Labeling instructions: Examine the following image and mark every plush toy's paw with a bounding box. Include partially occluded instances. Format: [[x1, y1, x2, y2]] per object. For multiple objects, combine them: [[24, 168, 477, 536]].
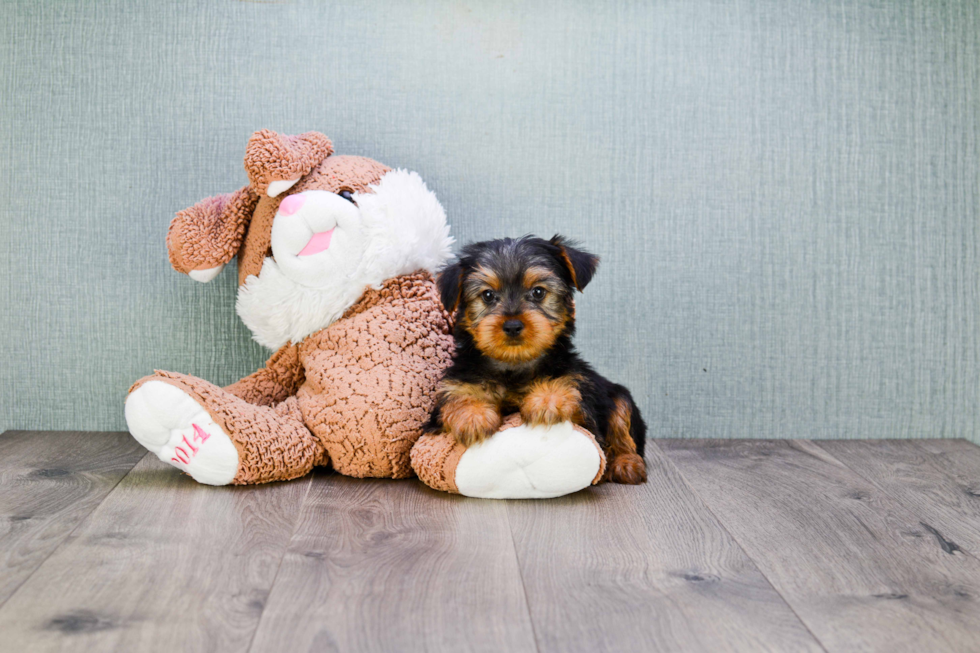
[[125, 380, 239, 485], [453, 420, 604, 499]]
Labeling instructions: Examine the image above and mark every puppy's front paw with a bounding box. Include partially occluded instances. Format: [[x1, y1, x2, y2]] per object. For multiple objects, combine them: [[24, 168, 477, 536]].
[[609, 453, 647, 484], [443, 399, 502, 447], [520, 377, 582, 427]]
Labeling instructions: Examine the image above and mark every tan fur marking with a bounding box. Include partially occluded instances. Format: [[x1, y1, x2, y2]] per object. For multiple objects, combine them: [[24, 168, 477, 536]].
[[472, 309, 559, 364], [437, 380, 504, 446], [557, 248, 581, 290], [470, 265, 502, 292], [523, 266, 556, 289], [603, 396, 647, 484], [519, 376, 583, 427], [458, 267, 501, 331]]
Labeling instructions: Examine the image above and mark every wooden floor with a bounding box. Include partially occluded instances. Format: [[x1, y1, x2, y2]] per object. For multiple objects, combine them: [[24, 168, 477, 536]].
[[1, 433, 979, 652]]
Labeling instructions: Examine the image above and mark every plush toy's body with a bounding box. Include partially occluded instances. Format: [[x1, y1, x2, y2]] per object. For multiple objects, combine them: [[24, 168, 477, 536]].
[[125, 130, 606, 498], [130, 272, 452, 484]]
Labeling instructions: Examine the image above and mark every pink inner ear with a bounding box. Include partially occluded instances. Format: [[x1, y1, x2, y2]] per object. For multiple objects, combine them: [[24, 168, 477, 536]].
[[279, 194, 306, 216]]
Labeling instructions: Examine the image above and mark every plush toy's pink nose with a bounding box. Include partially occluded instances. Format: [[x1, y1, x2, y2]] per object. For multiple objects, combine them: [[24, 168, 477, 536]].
[[279, 194, 306, 216]]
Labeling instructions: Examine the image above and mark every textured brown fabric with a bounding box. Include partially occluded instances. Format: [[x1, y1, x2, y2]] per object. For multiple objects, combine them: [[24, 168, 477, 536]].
[[130, 272, 453, 484], [410, 432, 466, 493], [243, 129, 334, 196], [291, 154, 391, 196], [129, 373, 327, 485], [236, 195, 278, 286], [410, 413, 608, 493], [167, 185, 259, 274], [296, 271, 454, 478], [236, 154, 392, 284], [224, 341, 305, 407], [574, 422, 607, 485], [163, 129, 392, 285]]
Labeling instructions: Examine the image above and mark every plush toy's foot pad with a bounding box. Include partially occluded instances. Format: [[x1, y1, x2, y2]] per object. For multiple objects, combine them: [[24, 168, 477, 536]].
[[125, 380, 239, 486], [454, 420, 604, 499]]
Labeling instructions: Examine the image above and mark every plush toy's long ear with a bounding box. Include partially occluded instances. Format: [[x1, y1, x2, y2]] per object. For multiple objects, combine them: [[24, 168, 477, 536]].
[[166, 185, 260, 282], [244, 129, 334, 197], [550, 235, 599, 291], [436, 262, 464, 313]]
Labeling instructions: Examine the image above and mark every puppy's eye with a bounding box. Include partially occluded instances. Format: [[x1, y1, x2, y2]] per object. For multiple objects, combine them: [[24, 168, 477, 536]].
[[481, 290, 496, 303], [338, 190, 356, 204], [531, 287, 546, 301]]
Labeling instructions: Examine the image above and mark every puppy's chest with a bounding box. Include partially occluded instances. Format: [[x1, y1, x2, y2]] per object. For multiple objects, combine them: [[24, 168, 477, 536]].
[[499, 390, 525, 413], [480, 378, 535, 411]]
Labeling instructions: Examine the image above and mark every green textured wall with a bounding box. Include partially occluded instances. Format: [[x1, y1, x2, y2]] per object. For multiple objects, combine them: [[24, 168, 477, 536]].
[[2, 0, 978, 440]]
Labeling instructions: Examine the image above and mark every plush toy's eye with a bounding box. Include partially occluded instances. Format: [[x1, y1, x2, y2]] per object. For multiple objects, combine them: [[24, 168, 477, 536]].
[[338, 190, 356, 204], [481, 290, 496, 303], [531, 287, 546, 301]]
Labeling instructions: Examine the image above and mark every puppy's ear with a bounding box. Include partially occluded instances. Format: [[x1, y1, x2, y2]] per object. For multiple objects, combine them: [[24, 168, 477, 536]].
[[167, 186, 260, 282], [436, 262, 464, 313], [244, 129, 334, 197], [550, 235, 599, 291]]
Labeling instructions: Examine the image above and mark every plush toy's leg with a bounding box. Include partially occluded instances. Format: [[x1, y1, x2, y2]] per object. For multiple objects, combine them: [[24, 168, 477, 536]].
[[125, 372, 326, 485], [410, 415, 606, 499]]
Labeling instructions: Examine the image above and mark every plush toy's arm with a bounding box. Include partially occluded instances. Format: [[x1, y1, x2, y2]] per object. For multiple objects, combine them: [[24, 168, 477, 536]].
[[167, 186, 260, 280], [411, 415, 606, 499], [224, 342, 305, 407]]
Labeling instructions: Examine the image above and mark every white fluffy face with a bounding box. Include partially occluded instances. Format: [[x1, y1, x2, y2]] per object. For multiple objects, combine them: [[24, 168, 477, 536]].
[[269, 190, 367, 289], [236, 169, 454, 350]]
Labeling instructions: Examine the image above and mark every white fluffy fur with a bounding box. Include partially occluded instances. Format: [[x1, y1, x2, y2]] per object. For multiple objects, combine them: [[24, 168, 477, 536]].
[[236, 169, 454, 349]]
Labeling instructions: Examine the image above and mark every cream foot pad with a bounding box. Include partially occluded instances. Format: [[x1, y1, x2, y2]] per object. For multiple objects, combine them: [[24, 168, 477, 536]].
[[125, 380, 239, 486], [454, 420, 604, 499], [405, 412, 605, 499], [412, 415, 606, 499]]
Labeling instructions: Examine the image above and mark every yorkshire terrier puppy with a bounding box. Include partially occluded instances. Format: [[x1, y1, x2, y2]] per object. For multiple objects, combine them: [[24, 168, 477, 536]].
[[427, 235, 647, 484]]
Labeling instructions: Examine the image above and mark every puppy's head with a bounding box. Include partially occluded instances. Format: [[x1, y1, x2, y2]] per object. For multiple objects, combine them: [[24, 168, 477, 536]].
[[437, 235, 598, 365]]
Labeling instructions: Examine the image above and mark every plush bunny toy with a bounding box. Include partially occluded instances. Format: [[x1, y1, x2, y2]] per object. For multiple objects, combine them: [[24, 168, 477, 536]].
[[125, 129, 606, 499]]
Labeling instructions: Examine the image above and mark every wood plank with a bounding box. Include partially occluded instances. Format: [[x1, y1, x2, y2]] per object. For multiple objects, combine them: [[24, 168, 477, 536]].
[[249, 472, 538, 653], [0, 454, 311, 652], [817, 439, 980, 557], [507, 442, 824, 653], [661, 439, 980, 652], [0, 430, 146, 607]]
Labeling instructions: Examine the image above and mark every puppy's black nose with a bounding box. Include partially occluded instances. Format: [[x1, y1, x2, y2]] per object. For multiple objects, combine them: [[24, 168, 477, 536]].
[[502, 319, 525, 337]]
